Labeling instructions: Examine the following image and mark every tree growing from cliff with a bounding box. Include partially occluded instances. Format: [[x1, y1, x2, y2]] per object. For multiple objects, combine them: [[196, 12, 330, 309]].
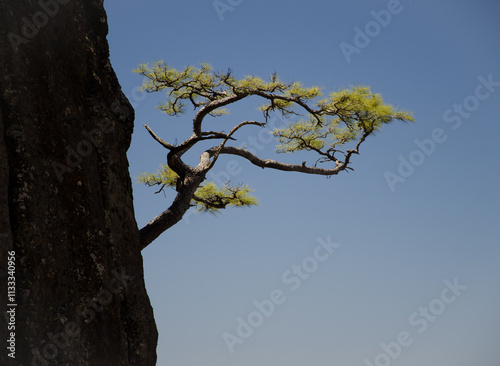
[[136, 62, 414, 249]]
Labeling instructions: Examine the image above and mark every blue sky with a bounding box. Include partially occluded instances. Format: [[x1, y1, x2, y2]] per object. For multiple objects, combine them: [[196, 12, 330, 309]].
[[104, 1, 500, 365]]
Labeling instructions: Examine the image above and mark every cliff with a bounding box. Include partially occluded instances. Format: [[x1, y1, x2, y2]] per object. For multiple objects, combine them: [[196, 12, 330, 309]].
[[0, 1, 157, 364]]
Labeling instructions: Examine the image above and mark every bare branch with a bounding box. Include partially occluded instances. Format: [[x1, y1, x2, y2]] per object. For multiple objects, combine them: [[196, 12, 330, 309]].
[[170, 131, 236, 162], [341, 130, 372, 169], [144, 124, 175, 150], [201, 131, 237, 140], [208, 146, 347, 176], [193, 94, 247, 136], [205, 121, 265, 171]]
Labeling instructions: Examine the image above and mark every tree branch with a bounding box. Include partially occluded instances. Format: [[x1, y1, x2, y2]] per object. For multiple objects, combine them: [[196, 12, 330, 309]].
[[144, 124, 175, 150], [193, 94, 247, 136], [191, 195, 226, 209], [201, 131, 236, 140], [140, 174, 205, 250], [341, 129, 372, 168], [252, 90, 325, 124], [208, 146, 347, 176], [206, 121, 265, 171]]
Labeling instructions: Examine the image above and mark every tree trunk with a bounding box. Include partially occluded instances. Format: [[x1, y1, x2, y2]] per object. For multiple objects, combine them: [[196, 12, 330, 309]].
[[0, 1, 158, 365]]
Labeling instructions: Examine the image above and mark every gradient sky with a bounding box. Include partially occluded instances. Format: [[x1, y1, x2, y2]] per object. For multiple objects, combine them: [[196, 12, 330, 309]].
[[104, 1, 500, 365]]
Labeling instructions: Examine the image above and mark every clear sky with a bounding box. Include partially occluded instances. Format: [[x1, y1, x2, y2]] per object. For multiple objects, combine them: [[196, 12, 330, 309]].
[[104, 1, 500, 365]]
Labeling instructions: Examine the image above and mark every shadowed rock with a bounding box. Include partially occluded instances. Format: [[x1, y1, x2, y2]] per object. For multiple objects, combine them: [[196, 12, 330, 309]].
[[0, 1, 157, 364]]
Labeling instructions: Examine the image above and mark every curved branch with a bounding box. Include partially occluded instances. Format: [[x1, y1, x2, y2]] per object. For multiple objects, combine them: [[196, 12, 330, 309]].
[[144, 124, 175, 150], [193, 94, 247, 135], [190, 86, 318, 137], [205, 121, 265, 171], [341, 129, 372, 168], [208, 146, 346, 176], [170, 131, 237, 167]]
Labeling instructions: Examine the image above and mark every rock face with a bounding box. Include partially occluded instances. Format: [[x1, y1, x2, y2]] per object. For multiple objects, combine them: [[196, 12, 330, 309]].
[[0, 1, 158, 365]]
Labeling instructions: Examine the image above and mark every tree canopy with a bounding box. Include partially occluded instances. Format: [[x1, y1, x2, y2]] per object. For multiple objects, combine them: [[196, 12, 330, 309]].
[[135, 62, 414, 249]]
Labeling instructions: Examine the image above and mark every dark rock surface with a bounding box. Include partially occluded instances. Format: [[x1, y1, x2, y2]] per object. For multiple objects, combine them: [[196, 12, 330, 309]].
[[0, 1, 158, 364]]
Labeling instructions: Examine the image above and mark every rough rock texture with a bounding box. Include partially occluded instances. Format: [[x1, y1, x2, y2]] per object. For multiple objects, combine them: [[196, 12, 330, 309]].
[[0, 1, 158, 365]]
